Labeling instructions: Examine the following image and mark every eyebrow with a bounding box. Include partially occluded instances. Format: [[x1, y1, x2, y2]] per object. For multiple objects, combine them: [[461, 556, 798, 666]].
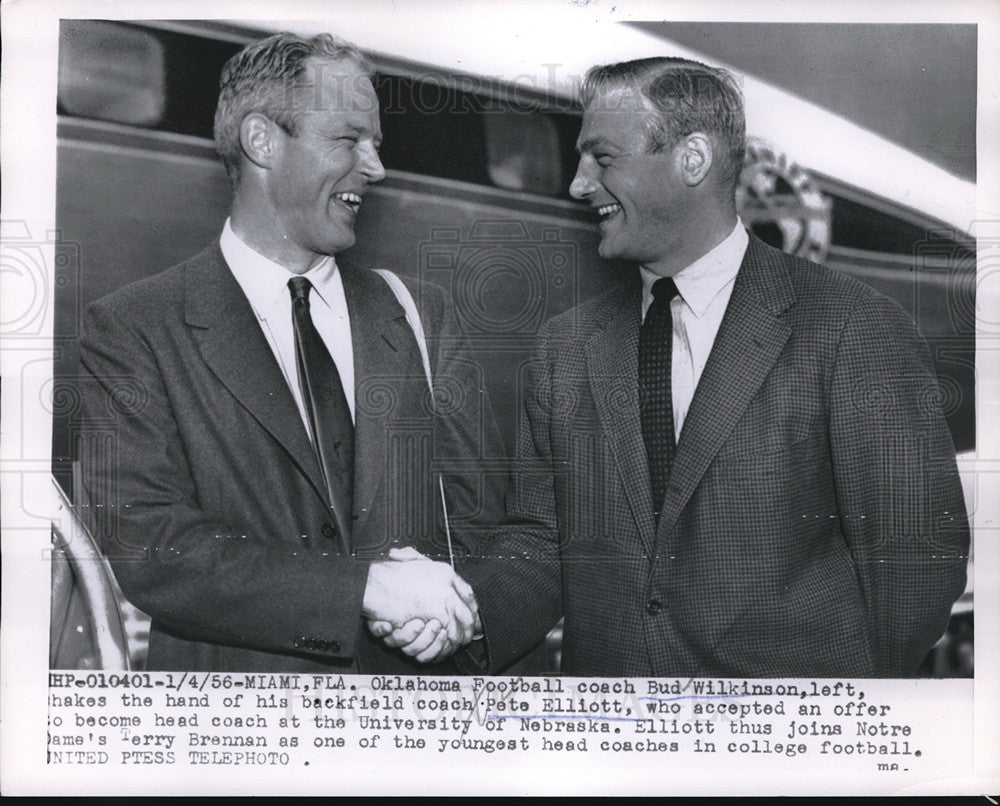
[[576, 136, 618, 155], [332, 120, 382, 143], [341, 122, 368, 136]]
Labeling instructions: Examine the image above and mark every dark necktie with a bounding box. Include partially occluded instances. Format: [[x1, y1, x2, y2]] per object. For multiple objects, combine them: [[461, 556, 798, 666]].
[[639, 276, 680, 524], [288, 276, 354, 554]]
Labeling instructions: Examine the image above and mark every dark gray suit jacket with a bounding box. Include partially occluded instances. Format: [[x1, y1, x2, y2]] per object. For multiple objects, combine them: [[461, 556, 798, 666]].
[[465, 235, 969, 678], [79, 242, 505, 673]]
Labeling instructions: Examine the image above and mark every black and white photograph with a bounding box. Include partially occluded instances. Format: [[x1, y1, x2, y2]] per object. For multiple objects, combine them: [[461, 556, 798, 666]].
[[2, 0, 998, 796]]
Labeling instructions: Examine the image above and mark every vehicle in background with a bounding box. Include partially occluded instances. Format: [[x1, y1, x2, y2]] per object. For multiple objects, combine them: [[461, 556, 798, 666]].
[[50, 19, 975, 675]]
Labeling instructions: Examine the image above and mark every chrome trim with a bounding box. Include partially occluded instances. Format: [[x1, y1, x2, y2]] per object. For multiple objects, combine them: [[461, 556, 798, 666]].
[[51, 477, 131, 670]]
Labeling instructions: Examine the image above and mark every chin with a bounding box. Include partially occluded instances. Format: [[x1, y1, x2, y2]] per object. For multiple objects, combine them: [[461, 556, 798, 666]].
[[597, 239, 628, 262]]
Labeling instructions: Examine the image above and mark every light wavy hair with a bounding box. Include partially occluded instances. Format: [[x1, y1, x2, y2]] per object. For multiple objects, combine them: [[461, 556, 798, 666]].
[[214, 32, 373, 184], [581, 57, 746, 191]]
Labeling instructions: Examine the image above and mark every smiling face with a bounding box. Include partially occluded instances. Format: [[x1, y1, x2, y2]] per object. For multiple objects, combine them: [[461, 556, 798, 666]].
[[570, 87, 691, 273], [263, 57, 385, 268]]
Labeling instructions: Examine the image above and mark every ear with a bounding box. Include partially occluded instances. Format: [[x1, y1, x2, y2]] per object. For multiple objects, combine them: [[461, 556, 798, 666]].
[[677, 132, 713, 186], [239, 113, 282, 170]]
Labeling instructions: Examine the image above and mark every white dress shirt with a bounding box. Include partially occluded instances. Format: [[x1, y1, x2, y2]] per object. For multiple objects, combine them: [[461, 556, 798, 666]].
[[220, 219, 356, 435], [640, 219, 749, 440]]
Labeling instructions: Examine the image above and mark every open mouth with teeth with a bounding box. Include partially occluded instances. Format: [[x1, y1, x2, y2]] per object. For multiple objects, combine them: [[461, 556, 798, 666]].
[[597, 203, 622, 223], [333, 192, 363, 214]]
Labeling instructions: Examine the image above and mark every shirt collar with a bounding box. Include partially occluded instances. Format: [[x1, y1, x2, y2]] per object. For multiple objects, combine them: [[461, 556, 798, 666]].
[[640, 218, 749, 318], [220, 218, 340, 317]]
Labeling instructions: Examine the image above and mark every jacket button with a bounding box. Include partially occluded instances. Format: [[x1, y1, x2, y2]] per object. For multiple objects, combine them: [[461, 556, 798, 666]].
[[293, 637, 306, 649], [329, 641, 341, 653], [646, 599, 662, 616], [322, 523, 337, 539]]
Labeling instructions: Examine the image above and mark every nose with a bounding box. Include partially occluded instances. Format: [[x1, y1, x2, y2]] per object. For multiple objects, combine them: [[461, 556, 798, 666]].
[[360, 142, 386, 183], [569, 158, 596, 200]]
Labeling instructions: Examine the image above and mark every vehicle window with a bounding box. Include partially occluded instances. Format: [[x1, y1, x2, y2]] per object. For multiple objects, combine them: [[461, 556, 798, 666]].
[[58, 20, 166, 127], [830, 193, 949, 255], [484, 111, 561, 195], [58, 20, 240, 139], [375, 74, 492, 186]]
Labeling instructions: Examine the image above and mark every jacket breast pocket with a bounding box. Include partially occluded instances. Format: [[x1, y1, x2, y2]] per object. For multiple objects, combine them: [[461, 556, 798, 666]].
[[708, 363, 829, 461], [713, 429, 825, 465]]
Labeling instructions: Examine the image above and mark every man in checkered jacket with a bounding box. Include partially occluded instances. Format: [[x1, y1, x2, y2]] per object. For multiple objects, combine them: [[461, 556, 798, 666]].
[[371, 57, 970, 678]]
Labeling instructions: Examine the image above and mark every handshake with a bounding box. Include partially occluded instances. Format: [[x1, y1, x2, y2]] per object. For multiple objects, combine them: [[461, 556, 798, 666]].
[[361, 547, 480, 663]]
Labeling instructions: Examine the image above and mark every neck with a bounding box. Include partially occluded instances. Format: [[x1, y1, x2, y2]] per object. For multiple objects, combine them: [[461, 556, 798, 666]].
[[230, 194, 317, 275], [645, 204, 738, 278]]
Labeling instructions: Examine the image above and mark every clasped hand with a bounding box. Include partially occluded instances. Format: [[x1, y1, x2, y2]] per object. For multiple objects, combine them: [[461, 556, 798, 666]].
[[362, 547, 479, 663]]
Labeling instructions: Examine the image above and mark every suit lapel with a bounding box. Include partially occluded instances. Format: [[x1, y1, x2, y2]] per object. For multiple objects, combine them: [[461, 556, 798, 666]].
[[658, 237, 795, 536], [184, 244, 328, 505], [343, 265, 419, 539], [586, 279, 658, 557]]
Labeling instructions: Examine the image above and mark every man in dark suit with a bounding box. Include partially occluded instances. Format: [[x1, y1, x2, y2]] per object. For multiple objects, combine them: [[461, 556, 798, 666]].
[[78, 32, 504, 673], [375, 57, 970, 677]]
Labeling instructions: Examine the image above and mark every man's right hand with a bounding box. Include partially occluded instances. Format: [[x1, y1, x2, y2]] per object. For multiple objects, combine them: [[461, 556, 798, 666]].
[[368, 609, 481, 664], [361, 547, 478, 647]]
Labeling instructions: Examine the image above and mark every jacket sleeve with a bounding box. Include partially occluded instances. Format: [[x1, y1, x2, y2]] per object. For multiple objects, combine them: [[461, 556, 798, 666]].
[[828, 292, 970, 676], [400, 277, 509, 561], [78, 298, 371, 662], [458, 324, 566, 672]]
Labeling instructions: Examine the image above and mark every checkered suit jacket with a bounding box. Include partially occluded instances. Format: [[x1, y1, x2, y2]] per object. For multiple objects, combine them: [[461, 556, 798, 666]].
[[465, 234, 969, 678]]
